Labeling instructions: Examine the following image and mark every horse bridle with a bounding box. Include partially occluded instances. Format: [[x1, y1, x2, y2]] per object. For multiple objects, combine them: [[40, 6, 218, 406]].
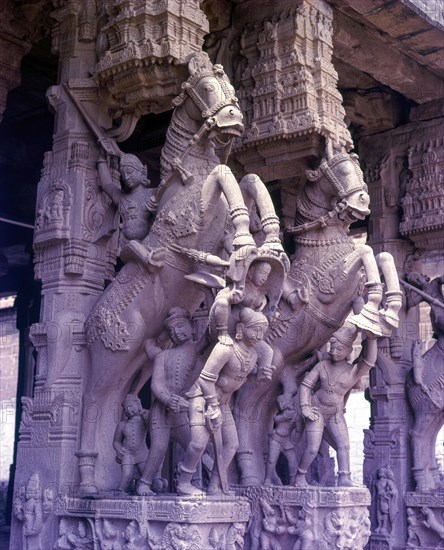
[[319, 153, 367, 201], [149, 64, 241, 211], [287, 153, 367, 236]]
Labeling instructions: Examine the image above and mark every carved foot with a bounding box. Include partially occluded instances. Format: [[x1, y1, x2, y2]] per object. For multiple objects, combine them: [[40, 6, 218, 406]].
[[379, 290, 403, 330], [176, 482, 204, 496], [136, 479, 155, 496], [239, 475, 261, 487], [79, 482, 99, 498], [294, 471, 309, 488], [338, 472, 360, 487], [207, 481, 235, 496]]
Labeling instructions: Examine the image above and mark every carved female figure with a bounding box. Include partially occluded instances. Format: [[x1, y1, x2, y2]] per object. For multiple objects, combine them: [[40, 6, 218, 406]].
[[375, 467, 398, 535]]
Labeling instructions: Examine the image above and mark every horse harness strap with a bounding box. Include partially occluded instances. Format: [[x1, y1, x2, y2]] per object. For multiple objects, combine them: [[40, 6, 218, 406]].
[[287, 202, 346, 236]]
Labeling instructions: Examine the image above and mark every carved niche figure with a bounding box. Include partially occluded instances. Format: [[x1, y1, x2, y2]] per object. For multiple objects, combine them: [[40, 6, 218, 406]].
[[264, 353, 320, 486], [405, 272, 444, 491], [137, 307, 205, 496], [13, 473, 43, 550], [97, 146, 154, 243], [406, 508, 421, 548], [259, 498, 287, 550], [112, 394, 150, 492], [295, 325, 378, 487], [123, 520, 150, 550], [54, 519, 93, 550], [264, 392, 303, 486], [375, 467, 398, 535], [421, 507, 444, 540], [287, 506, 315, 550], [177, 308, 272, 495]]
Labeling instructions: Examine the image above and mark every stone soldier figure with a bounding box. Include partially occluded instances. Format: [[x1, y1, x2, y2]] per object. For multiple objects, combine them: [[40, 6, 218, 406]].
[[295, 325, 378, 487], [113, 395, 150, 492], [177, 307, 273, 495], [137, 307, 205, 495]]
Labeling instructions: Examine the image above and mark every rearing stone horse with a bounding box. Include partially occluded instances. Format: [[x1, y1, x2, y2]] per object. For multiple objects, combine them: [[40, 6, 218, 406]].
[[235, 151, 402, 484], [78, 53, 281, 495]]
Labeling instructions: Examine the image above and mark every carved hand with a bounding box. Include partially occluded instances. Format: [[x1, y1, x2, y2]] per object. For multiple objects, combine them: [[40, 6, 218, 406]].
[[257, 364, 276, 382], [287, 292, 300, 310], [205, 403, 222, 432], [99, 137, 120, 158], [301, 404, 319, 421], [169, 394, 189, 413]]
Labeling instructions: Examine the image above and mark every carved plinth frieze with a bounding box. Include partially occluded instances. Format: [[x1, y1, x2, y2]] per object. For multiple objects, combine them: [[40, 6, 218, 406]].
[[405, 492, 444, 549], [53, 494, 250, 549], [238, 485, 371, 550]]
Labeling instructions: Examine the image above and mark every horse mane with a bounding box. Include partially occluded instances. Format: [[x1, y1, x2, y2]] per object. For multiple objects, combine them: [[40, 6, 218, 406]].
[[160, 112, 194, 181]]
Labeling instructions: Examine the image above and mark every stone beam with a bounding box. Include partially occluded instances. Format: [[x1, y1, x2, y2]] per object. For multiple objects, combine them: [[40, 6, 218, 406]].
[[332, 9, 444, 104], [329, 0, 444, 79]]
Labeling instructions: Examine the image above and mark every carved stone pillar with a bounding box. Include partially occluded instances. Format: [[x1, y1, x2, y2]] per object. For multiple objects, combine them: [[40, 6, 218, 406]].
[[360, 115, 444, 550], [230, 0, 352, 182], [10, 0, 225, 547]]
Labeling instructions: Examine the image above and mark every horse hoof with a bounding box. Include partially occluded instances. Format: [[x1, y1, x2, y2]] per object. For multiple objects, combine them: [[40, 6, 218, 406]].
[[380, 308, 400, 329], [176, 482, 204, 497], [79, 482, 99, 498], [348, 311, 383, 337]]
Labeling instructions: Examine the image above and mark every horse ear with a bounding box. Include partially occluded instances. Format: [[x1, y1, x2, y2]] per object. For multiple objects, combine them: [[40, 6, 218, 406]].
[[187, 51, 211, 77], [305, 168, 321, 182]]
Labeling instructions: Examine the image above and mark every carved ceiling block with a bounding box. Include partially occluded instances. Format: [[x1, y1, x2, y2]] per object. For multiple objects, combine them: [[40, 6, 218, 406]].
[[233, 0, 352, 177], [400, 138, 444, 250], [95, 0, 209, 115]]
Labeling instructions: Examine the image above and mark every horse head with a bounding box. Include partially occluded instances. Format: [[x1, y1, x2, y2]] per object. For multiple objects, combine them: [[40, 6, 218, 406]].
[[305, 152, 370, 222], [172, 52, 244, 147]]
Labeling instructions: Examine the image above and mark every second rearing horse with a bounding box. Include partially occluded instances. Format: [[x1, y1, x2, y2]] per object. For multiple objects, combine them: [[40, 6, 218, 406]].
[[235, 151, 403, 484]]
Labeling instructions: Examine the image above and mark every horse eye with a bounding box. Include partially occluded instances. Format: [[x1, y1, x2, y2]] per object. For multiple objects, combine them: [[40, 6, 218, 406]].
[[229, 109, 235, 116]]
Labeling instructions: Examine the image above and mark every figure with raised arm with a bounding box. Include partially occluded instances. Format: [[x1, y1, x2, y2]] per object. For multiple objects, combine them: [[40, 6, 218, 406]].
[[97, 142, 154, 243], [294, 325, 378, 487]]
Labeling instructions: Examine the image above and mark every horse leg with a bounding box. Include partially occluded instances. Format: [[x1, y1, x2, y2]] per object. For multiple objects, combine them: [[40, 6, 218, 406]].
[[410, 405, 437, 490], [205, 165, 255, 248], [238, 173, 281, 248], [375, 252, 403, 329], [344, 245, 388, 336]]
